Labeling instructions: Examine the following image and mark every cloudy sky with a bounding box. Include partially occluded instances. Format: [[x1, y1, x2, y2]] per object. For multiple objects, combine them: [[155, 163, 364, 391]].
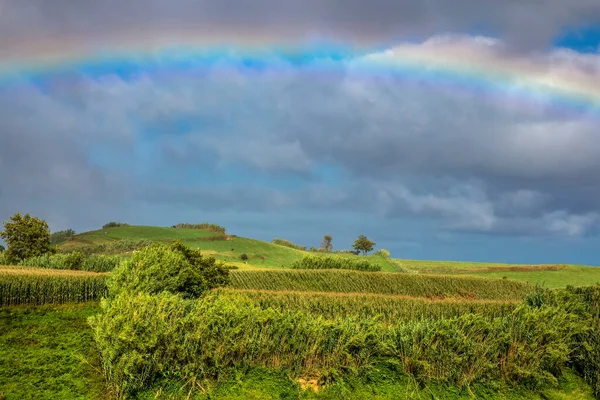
[[1, 1, 600, 264]]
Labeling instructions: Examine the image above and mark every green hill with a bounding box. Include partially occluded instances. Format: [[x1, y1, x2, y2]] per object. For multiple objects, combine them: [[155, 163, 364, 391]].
[[53, 225, 600, 287]]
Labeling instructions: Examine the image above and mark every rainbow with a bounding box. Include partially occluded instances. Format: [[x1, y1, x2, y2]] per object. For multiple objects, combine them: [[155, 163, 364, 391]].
[[1, 33, 599, 115]]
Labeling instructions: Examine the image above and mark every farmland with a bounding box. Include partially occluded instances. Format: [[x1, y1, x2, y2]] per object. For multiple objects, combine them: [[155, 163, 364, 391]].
[[1, 224, 600, 399]]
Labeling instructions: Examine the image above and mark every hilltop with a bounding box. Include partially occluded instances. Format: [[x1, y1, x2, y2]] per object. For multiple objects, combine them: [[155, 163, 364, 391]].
[[53, 224, 600, 288]]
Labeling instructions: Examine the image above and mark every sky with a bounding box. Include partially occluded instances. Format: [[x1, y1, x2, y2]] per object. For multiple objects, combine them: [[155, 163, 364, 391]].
[[1, 1, 600, 264]]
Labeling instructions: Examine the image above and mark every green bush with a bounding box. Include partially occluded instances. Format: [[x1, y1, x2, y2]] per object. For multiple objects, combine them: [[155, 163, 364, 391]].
[[374, 249, 391, 258], [290, 255, 381, 272], [50, 229, 75, 244], [272, 238, 307, 251], [171, 223, 226, 234], [240, 253, 249, 261], [102, 222, 129, 229], [108, 241, 229, 299]]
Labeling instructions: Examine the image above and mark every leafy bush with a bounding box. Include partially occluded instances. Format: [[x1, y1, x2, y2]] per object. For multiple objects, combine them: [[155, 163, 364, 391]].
[[108, 241, 229, 298], [291, 255, 381, 272], [240, 253, 249, 261], [50, 229, 76, 244], [272, 238, 307, 251], [102, 222, 130, 229], [0, 244, 5, 252], [171, 223, 226, 234], [374, 249, 391, 258]]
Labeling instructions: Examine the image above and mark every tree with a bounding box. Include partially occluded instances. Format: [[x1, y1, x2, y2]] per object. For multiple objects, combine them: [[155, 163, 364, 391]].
[[0, 244, 4, 252], [320, 234, 333, 252], [0, 212, 54, 263], [352, 235, 376, 255]]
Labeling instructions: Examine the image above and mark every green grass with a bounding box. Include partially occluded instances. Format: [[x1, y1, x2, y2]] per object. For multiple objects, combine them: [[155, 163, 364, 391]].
[[0, 303, 107, 400]]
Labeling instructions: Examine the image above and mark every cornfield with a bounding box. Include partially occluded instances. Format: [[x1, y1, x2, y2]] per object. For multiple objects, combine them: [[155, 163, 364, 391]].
[[218, 288, 519, 323], [0, 267, 108, 306], [229, 269, 533, 300], [290, 255, 381, 271]]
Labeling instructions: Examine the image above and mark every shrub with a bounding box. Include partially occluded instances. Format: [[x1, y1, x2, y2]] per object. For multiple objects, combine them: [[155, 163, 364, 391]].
[[240, 253, 249, 261], [374, 249, 391, 258], [291, 255, 381, 272], [50, 229, 76, 244], [272, 238, 307, 251], [171, 223, 226, 234], [59, 239, 153, 255], [102, 222, 130, 229], [108, 241, 229, 299]]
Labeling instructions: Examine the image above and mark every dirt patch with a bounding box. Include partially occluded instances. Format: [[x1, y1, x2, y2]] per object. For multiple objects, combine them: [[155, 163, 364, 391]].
[[297, 378, 319, 392]]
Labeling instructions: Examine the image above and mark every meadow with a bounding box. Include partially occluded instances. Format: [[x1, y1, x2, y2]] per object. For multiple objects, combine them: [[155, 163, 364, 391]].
[[1, 224, 600, 399]]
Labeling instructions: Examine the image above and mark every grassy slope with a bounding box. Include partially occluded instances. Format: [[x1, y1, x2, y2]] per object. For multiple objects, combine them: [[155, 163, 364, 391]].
[[54, 225, 600, 287]]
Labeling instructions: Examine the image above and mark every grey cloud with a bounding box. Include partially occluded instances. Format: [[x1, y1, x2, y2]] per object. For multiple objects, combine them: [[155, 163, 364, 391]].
[[1, 0, 600, 53]]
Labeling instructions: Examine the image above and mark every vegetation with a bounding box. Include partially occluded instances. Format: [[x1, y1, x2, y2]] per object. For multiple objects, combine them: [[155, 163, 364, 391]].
[[0, 267, 107, 307], [89, 285, 600, 398], [19, 252, 121, 272], [222, 289, 519, 323], [0, 212, 54, 264], [272, 238, 307, 251], [108, 241, 230, 299], [290, 255, 381, 271], [229, 270, 533, 300], [374, 248, 391, 258], [0, 243, 5, 252], [102, 222, 130, 229], [352, 234, 376, 255], [50, 228, 76, 244], [59, 239, 153, 255], [0, 303, 107, 399], [320, 234, 333, 252], [172, 223, 226, 234]]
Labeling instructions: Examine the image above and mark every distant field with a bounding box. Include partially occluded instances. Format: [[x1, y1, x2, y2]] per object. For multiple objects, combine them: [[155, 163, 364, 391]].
[[229, 269, 533, 300]]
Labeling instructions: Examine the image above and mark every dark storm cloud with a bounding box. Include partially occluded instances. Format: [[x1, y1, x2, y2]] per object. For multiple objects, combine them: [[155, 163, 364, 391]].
[[0, 0, 600, 50]]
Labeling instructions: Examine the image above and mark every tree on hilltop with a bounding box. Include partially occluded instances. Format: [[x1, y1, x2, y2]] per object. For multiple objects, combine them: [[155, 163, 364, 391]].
[[352, 235, 376, 255], [0, 212, 54, 263], [320, 234, 333, 252]]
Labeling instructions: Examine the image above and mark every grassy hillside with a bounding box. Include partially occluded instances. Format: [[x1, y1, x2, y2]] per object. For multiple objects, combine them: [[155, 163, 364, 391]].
[[49, 225, 600, 287]]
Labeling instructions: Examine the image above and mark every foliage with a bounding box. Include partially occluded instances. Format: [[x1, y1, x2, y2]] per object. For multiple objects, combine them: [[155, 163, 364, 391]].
[[272, 238, 307, 251], [240, 253, 249, 261], [374, 248, 391, 258], [229, 270, 533, 300], [0, 212, 54, 264], [50, 229, 76, 244], [0, 268, 107, 306], [352, 234, 376, 255], [108, 241, 229, 299], [320, 234, 333, 252], [0, 244, 4, 252], [171, 223, 226, 234], [0, 303, 107, 399], [224, 289, 518, 323], [89, 288, 597, 397], [290, 255, 381, 272], [59, 239, 153, 255], [102, 222, 130, 229], [19, 252, 121, 272]]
